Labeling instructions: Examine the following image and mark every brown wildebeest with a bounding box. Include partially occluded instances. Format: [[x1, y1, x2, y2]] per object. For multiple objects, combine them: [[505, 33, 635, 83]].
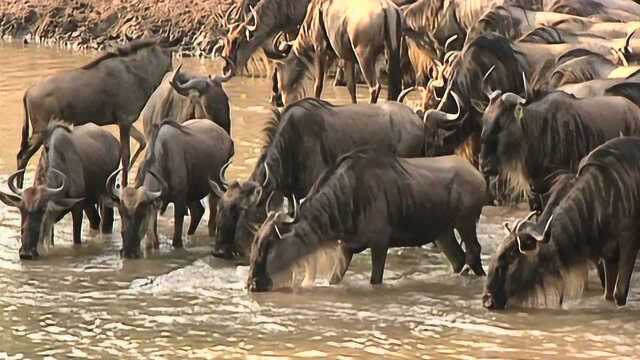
[[17, 38, 178, 188]]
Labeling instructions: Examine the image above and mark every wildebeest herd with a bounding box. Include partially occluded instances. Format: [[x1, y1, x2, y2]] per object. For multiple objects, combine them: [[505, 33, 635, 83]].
[[2, 0, 640, 311]]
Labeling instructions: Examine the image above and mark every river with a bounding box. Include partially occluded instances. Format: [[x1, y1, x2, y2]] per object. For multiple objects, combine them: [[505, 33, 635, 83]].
[[0, 41, 638, 358]]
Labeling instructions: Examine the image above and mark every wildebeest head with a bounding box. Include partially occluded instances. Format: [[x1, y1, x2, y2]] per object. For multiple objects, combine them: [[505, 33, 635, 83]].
[[247, 206, 298, 292], [170, 64, 233, 134], [0, 169, 82, 260], [422, 88, 464, 156], [479, 91, 528, 177], [209, 162, 268, 259], [107, 168, 166, 258]]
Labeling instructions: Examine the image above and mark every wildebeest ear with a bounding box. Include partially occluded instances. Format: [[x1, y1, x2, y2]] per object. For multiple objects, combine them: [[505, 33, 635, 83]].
[[209, 180, 225, 199], [515, 219, 550, 253], [48, 197, 84, 213], [0, 192, 22, 208]]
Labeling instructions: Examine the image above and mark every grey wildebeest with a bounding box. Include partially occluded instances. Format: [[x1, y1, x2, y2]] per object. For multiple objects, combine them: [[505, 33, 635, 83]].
[[18, 38, 178, 188], [218, 0, 311, 106], [484, 136, 640, 308], [107, 119, 233, 258], [210, 98, 426, 259], [0, 122, 120, 259], [273, 0, 402, 104], [479, 90, 640, 205], [138, 64, 232, 141], [247, 148, 488, 292]]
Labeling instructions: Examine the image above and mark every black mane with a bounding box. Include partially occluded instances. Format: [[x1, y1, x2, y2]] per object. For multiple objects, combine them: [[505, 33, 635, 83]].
[[301, 148, 415, 235], [82, 39, 160, 70]]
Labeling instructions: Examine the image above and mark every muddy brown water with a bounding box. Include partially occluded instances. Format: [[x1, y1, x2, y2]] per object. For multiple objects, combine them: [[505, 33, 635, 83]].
[[0, 41, 639, 358]]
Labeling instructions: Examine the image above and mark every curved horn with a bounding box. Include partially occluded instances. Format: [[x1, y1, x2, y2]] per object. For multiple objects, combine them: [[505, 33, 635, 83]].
[[144, 169, 165, 201], [444, 34, 458, 54], [262, 164, 270, 187], [524, 211, 539, 222], [246, 5, 258, 32], [211, 56, 235, 83], [625, 28, 637, 54], [212, 41, 224, 58], [219, 158, 232, 189], [170, 63, 191, 96], [277, 194, 297, 224], [423, 91, 461, 125], [482, 65, 496, 95], [397, 86, 417, 103], [271, 32, 293, 58], [46, 168, 67, 198], [223, 4, 237, 28], [7, 169, 25, 196], [522, 72, 528, 97], [501, 92, 526, 107], [106, 168, 123, 201], [611, 48, 629, 67]]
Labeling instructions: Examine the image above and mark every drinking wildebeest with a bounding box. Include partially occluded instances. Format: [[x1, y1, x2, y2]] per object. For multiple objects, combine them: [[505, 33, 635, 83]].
[[0, 122, 120, 260], [484, 136, 640, 308], [479, 90, 640, 206], [247, 148, 488, 292], [272, 0, 402, 104], [211, 98, 426, 259], [138, 64, 232, 141], [107, 119, 233, 258], [17, 38, 178, 188], [218, 0, 311, 106]]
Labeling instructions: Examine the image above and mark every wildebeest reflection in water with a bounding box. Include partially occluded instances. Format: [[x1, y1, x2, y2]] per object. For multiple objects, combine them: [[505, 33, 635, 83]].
[[484, 136, 640, 309], [247, 148, 488, 292]]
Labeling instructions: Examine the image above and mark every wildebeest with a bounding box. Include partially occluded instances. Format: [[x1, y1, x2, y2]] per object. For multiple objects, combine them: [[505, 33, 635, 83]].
[[211, 98, 426, 259], [107, 119, 234, 258], [484, 136, 640, 308], [17, 38, 178, 187], [247, 148, 488, 292], [557, 71, 640, 98], [218, 0, 311, 106], [138, 64, 232, 141], [273, 0, 402, 104], [0, 122, 120, 259], [479, 90, 640, 202]]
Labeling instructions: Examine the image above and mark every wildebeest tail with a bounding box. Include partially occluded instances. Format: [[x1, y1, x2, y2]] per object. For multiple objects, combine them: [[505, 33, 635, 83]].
[[18, 93, 30, 159], [605, 82, 640, 108], [384, 7, 402, 101]]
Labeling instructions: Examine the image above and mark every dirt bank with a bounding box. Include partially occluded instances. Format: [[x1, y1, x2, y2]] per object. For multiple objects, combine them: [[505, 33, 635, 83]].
[[0, 0, 234, 57]]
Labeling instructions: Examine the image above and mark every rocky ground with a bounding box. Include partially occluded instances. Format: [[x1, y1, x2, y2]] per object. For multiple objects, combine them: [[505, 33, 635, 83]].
[[0, 0, 235, 58]]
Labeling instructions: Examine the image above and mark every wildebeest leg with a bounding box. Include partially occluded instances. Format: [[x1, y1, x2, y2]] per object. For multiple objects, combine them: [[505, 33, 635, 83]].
[[145, 209, 159, 250], [270, 68, 284, 107], [302, 258, 317, 288], [173, 201, 187, 248], [457, 222, 485, 276], [329, 243, 353, 284], [118, 123, 131, 187], [207, 194, 218, 237], [333, 60, 347, 87], [313, 55, 328, 99], [84, 205, 101, 231], [187, 200, 205, 235], [345, 61, 357, 104], [613, 236, 638, 306], [129, 126, 147, 168], [71, 206, 83, 245], [100, 204, 114, 234], [434, 229, 465, 273], [354, 47, 381, 104], [370, 245, 388, 285], [594, 259, 606, 290], [603, 259, 618, 302], [16, 132, 43, 188]]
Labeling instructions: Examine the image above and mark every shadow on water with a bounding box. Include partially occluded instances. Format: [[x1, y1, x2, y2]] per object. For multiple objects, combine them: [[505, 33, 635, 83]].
[[0, 41, 639, 357]]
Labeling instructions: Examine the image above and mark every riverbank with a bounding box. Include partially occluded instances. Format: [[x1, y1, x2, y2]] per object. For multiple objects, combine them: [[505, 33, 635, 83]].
[[0, 0, 257, 60]]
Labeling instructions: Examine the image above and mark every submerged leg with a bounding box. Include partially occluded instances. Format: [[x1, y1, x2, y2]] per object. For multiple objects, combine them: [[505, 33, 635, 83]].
[[457, 221, 485, 276], [207, 194, 219, 238], [16, 133, 43, 188], [187, 200, 205, 235], [118, 124, 131, 186], [101, 204, 114, 234], [345, 61, 357, 104], [370, 245, 388, 285], [330, 243, 354, 285], [614, 236, 638, 306], [603, 259, 618, 302], [84, 205, 101, 231], [71, 206, 83, 245], [173, 201, 186, 248], [434, 228, 465, 274]]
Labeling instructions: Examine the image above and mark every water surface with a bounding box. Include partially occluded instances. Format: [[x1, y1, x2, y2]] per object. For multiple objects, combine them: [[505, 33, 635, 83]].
[[0, 41, 639, 358]]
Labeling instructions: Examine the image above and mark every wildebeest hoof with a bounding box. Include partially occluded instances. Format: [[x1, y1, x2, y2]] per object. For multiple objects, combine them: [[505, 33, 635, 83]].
[[270, 94, 284, 107], [459, 264, 472, 276], [615, 294, 627, 306], [333, 76, 347, 87], [329, 274, 343, 285], [459, 263, 485, 276], [19, 250, 39, 260], [211, 249, 235, 260]]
